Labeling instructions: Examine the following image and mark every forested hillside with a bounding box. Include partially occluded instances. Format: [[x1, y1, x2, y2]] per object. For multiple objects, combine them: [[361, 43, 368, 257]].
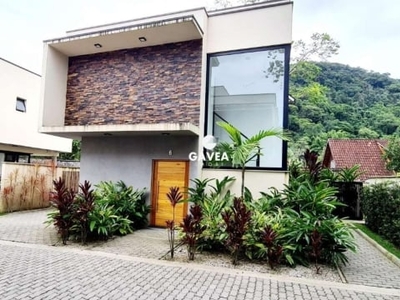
[[288, 61, 400, 157]]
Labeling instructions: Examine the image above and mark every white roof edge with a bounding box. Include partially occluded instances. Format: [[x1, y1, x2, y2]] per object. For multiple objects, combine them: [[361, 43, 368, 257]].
[[40, 123, 200, 135], [207, 0, 292, 16], [66, 7, 207, 35], [44, 15, 202, 44]]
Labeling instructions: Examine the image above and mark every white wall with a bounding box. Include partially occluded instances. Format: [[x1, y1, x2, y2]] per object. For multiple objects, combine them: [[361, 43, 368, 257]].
[[202, 168, 288, 198], [40, 45, 69, 127], [207, 3, 293, 53], [0, 58, 71, 153], [364, 177, 400, 185]]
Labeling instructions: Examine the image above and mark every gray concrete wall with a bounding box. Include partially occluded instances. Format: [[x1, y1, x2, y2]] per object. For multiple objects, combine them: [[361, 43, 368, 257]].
[[80, 135, 199, 192]]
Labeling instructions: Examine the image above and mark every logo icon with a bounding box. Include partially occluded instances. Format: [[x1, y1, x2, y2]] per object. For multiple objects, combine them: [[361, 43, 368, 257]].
[[203, 135, 218, 150]]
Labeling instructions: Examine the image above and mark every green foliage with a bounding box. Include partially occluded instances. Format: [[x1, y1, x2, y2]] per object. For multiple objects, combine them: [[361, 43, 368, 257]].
[[382, 136, 400, 173], [88, 203, 132, 238], [94, 181, 149, 229], [214, 121, 288, 197], [47, 179, 147, 243], [363, 182, 400, 247], [336, 165, 363, 182], [59, 140, 81, 161], [190, 170, 355, 268], [196, 177, 234, 250], [187, 178, 213, 205], [289, 61, 400, 157]]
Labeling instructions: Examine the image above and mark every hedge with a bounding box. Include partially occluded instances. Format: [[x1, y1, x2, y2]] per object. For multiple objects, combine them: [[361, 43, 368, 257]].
[[362, 182, 400, 248]]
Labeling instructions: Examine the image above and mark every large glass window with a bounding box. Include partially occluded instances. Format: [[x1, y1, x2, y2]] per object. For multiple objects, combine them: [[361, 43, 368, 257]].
[[206, 47, 288, 169]]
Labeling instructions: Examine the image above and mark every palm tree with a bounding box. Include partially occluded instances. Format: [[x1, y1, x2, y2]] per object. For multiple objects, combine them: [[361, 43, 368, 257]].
[[214, 121, 289, 198]]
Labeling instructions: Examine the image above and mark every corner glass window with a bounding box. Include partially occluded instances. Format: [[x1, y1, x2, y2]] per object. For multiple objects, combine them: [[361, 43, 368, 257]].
[[206, 47, 288, 168], [16, 98, 26, 112]]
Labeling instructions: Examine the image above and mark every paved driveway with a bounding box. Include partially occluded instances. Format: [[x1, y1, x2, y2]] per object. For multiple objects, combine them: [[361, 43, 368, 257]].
[[0, 240, 398, 300], [0, 209, 399, 299]]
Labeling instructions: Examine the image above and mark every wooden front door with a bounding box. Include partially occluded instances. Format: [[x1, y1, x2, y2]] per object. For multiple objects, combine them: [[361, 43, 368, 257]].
[[151, 160, 189, 227]]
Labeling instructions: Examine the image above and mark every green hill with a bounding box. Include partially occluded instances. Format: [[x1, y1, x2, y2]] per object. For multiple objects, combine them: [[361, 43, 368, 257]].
[[288, 61, 400, 157]]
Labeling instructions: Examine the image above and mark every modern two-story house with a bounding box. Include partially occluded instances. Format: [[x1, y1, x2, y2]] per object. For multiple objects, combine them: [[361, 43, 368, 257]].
[[0, 57, 71, 174], [39, 1, 293, 226]]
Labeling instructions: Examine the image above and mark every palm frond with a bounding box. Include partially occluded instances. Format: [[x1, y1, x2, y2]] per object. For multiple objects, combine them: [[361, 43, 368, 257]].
[[216, 121, 243, 145]]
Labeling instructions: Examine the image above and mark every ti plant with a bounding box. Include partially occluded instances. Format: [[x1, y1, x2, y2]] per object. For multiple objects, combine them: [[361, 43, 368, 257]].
[[74, 180, 95, 244], [180, 204, 204, 260], [261, 225, 283, 270], [222, 197, 252, 265], [48, 178, 76, 245], [166, 186, 184, 259], [310, 229, 323, 274], [303, 149, 323, 183]]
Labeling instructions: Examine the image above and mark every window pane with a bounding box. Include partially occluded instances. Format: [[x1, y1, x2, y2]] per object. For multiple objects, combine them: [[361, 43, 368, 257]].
[[207, 48, 286, 168], [16, 98, 26, 112]]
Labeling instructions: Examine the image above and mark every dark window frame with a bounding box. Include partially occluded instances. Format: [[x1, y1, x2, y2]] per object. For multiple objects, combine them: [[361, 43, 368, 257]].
[[16, 97, 27, 112], [204, 44, 291, 171]]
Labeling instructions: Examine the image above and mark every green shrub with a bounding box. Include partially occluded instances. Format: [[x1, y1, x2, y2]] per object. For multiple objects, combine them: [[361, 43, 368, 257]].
[[363, 182, 400, 247], [88, 203, 132, 238], [194, 177, 234, 250], [48, 179, 146, 243], [95, 181, 149, 229]]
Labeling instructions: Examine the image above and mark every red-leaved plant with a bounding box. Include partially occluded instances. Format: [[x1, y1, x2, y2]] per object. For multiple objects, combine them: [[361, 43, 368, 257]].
[[310, 229, 323, 274], [180, 204, 204, 260], [74, 180, 95, 244], [303, 149, 323, 183], [222, 197, 252, 265], [166, 186, 183, 259], [49, 178, 76, 244], [261, 225, 283, 269]]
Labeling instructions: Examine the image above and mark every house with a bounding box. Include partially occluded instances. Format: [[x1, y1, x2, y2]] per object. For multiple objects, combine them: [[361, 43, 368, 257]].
[[322, 139, 395, 182], [38, 1, 293, 226], [0, 57, 72, 175]]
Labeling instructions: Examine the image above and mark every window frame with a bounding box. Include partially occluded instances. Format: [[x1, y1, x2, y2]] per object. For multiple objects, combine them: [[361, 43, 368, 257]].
[[204, 44, 291, 171], [16, 97, 27, 113]]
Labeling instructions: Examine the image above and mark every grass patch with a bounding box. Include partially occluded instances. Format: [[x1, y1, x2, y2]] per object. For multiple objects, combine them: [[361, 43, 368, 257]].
[[353, 223, 400, 259]]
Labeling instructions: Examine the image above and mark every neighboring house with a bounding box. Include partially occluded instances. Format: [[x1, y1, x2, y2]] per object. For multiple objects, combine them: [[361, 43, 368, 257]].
[[322, 139, 395, 182], [0, 57, 72, 175], [39, 1, 293, 226]]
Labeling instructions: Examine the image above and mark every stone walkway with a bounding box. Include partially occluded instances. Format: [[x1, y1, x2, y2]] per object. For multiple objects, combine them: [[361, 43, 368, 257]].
[[341, 231, 400, 289], [0, 209, 399, 299]]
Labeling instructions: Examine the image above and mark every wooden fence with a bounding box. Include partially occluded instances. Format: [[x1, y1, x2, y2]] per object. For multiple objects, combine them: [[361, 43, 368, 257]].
[[0, 162, 79, 213]]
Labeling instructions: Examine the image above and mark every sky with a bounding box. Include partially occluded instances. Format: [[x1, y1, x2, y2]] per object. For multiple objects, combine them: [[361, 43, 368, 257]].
[[0, 0, 399, 78]]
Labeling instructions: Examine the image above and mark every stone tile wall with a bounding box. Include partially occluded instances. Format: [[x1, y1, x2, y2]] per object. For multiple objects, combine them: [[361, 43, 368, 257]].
[[65, 40, 202, 126]]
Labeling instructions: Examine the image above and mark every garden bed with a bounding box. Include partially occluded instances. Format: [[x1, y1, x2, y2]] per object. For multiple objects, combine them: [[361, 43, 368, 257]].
[[165, 246, 342, 282]]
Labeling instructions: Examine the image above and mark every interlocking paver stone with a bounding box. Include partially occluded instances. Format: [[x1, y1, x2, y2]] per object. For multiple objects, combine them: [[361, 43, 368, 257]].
[[0, 241, 397, 300], [341, 230, 400, 289], [0, 209, 400, 299]]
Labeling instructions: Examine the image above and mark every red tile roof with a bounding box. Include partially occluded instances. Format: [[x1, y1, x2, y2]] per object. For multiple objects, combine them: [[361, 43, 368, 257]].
[[322, 139, 395, 181]]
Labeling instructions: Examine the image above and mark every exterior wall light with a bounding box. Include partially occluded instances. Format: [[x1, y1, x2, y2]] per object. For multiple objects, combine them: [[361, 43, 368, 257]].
[[94, 43, 102, 48], [138, 37, 147, 42]]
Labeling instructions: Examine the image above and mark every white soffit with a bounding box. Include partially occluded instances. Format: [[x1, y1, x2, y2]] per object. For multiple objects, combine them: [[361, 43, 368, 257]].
[[46, 17, 203, 57]]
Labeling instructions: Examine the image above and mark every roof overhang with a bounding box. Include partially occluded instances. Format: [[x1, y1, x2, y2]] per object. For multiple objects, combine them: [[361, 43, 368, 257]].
[[40, 123, 200, 140], [0, 143, 60, 156], [45, 15, 203, 57]]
